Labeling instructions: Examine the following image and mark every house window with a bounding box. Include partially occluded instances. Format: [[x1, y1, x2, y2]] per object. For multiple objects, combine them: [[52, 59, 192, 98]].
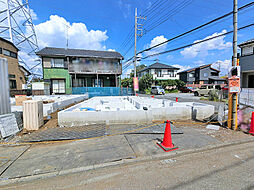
[[0, 47, 2, 54], [9, 74, 15, 78], [9, 80, 16, 89], [189, 73, 194, 78], [203, 73, 208, 77], [51, 58, 64, 68], [3, 49, 11, 56], [10, 52, 17, 58], [168, 70, 174, 77], [211, 72, 219, 76], [93, 78, 104, 87], [155, 69, 162, 77], [52, 79, 65, 94], [249, 75, 254, 88], [73, 78, 85, 87]]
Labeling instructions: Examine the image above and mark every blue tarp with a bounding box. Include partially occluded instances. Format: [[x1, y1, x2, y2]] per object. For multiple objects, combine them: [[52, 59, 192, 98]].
[[72, 87, 133, 98]]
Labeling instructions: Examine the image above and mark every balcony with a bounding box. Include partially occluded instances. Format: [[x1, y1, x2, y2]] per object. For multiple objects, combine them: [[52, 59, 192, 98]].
[[68, 61, 121, 74]]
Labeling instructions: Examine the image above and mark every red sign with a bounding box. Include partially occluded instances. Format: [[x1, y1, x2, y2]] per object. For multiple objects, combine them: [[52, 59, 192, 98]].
[[228, 76, 240, 93], [133, 77, 139, 92]]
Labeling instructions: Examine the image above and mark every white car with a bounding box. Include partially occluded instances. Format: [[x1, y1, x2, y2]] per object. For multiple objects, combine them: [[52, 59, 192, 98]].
[[151, 86, 165, 95], [193, 85, 221, 96]]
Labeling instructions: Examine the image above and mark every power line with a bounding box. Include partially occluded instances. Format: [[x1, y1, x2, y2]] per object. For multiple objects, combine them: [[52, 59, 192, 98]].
[[144, 0, 193, 32], [141, 22, 254, 59], [137, 1, 254, 55], [122, 2, 254, 72]]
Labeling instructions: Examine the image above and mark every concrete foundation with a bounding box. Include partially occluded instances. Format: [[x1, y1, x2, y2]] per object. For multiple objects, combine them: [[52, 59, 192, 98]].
[[58, 96, 215, 126], [11, 94, 88, 117]]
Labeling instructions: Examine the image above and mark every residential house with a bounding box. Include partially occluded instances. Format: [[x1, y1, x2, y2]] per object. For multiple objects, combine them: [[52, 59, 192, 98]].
[[178, 64, 226, 88], [137, 62, 180, 80], [36, 47, 123, 94], [0, 37, 30, 91], [238, 38, 254, 106]]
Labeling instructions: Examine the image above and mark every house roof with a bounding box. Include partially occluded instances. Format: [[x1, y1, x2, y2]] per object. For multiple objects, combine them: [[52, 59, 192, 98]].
[[238, 38, 254, 47], [208, 76, 226, 81], [19, 65, 31, 75], [36, 47, 123, 59], [178, 64, 220, 74], [137, 62, 179, 73], [0, 37, 19, 51]]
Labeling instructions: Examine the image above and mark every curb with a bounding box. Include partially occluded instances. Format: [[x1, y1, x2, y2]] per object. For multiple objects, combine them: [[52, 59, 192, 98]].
[[1, 137, 254, 186]]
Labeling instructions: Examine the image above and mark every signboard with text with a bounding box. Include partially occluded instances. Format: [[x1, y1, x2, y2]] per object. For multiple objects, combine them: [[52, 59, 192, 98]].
[[133, 77, 139, 92], [228, 76, 240, 93]]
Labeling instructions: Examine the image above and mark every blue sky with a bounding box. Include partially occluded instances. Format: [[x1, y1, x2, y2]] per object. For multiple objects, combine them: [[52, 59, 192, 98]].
[[29, 0, 254, 76]]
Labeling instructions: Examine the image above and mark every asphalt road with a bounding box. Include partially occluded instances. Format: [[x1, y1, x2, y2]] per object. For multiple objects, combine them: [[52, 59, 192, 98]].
[[2, 140, 254, 190]]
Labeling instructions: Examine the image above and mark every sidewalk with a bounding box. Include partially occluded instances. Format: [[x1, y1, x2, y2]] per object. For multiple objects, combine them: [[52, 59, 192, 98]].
[[0, 122, 252, 185]]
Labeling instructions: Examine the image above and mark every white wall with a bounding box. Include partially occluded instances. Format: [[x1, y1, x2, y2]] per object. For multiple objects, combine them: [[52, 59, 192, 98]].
[[242, 45, 254, 56], [139, 69, 179, 80]]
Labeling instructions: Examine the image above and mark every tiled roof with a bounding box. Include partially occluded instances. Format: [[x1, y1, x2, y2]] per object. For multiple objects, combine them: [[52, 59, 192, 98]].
[[36, 47, 123, 59], [238, 38, 254, 47], [178, 64, 213, 74], [138, 62, 179, 73], [0, 37, 18, 50]]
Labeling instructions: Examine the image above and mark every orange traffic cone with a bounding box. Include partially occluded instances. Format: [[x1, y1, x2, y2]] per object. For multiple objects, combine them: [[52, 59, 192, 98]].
[[157, 120, 178, 152], [249, 112, 254, 135]]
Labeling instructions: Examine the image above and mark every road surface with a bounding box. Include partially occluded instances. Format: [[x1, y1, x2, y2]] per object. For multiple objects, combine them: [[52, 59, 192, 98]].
[[2, 140, 254, 190]]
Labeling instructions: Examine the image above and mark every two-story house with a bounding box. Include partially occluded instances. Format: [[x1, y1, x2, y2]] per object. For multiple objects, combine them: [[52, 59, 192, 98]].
[[178, 64, 226, 88], [239, 39, 254, 88], [238, 38, 254, 107], [137, 62, 179, 80], [36, 47, 123, 94], [0, 37, 30, 92]]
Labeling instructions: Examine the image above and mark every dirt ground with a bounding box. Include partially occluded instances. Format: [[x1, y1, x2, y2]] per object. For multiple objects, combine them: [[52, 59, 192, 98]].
[[174, 121, 251, 143]]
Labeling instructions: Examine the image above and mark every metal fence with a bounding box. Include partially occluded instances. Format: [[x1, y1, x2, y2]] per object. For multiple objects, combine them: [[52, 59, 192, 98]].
[[239, 88, 254, 107], [72, 87, 133, 98]]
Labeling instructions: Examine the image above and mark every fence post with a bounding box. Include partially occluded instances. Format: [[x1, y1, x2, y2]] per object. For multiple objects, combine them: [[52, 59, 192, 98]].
[[0, 58, 11, 115]]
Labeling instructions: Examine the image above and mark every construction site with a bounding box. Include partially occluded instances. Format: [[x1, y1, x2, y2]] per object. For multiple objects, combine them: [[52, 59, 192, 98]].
[[1, 0, 254, 189]]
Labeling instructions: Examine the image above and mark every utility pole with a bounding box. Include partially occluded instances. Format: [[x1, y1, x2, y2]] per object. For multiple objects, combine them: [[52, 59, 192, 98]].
[[228, 0, 238, 129], [134, 8, 137, 79], [232, 0, 238, 129], [133, 8, 146, 94]]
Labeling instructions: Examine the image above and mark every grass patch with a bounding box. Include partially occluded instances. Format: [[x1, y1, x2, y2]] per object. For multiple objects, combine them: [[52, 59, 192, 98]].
[[165, 89, 179, 93]]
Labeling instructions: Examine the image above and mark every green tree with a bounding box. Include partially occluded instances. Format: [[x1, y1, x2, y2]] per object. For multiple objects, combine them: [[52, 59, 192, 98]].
[[121, 77, 133, 88], [139, 74, 153, 92], [136, 64, 146, 72]]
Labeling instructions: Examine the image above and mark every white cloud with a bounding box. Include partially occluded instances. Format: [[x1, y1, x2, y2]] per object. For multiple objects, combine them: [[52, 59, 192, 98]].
[[35, 15, 108, 50], [166, 54, 174, 60], [144, 35, 168, 56], [194, 60, 205, 66], [172, 64, 191, 72], [211, 59, 231, 76], [180, 30, 232, 58], [108, 49, 116, 52], [118, 0, 131, 19]]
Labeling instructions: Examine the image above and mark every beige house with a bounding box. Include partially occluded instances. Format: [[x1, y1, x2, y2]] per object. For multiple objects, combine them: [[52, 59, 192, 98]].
[[0, 37, 30, 91]]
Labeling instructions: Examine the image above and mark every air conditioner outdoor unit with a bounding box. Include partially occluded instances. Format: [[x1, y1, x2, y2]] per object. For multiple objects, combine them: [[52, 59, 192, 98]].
[[23, 100, 44, 131]]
